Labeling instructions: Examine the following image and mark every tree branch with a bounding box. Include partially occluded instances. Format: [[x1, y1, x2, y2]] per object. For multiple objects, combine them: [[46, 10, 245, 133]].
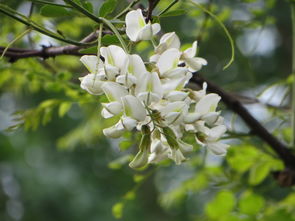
[[190, 74, 295, 170], [0, 30, 110, 62], [146, 0, 161, 22]]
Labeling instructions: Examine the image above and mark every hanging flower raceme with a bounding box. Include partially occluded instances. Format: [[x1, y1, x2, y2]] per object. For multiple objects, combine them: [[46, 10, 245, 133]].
[[79, 9, 229, 169]]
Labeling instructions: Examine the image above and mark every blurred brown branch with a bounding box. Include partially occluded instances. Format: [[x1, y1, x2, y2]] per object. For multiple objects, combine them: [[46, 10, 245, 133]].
[[191, 74, 295, 170], [0, 30, 108, 62]]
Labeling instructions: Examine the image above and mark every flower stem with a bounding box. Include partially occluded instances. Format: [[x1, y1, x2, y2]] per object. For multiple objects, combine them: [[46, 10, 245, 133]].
[[0, 28, 32, 59]]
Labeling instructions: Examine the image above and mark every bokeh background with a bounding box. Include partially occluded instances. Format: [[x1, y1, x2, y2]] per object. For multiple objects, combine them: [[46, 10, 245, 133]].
[[0, 0, 295, 220]]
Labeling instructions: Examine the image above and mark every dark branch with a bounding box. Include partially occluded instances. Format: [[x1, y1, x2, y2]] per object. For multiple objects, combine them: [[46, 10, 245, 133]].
[[146, 0, 161, 22], [190, 74, 295, 170], [0, 30, 108, 62]]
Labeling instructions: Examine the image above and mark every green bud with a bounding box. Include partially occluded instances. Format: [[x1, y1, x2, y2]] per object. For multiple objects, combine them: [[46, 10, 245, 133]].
[[162, 127, 179, 149], [196, 132, 207, 143], [129, 150, 148, 169], [141, 125, 150, 136]]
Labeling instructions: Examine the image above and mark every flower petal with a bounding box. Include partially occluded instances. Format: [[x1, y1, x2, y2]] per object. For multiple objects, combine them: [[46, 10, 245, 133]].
[[166, 91, 188, 102], [137, 23, 153, 40], [151, 23, 161, 35], [128, 54, 147, 78], [155, 32, 180, 54], [184, 112, 201, 123], [169, 149, 185, 165], [79, 74, 104, 95], [102, 82, 128, 102], [129, 150, 149, 168], [207, 142, 229, 155], [183, 41, 198, 58], [195, 93, 221, 114], [121, 116, 137, 131], [157, 48, 181, 74], [102, 101, 122, 116], [125, 9, 146, 41], [121, 95, 147, 121], [116, 74, 137, 87], [185, 57, 207, 72], [80, 55, 102, 74], [103, 121, 125, 138], [100, 45, 128, 73], [207, 125, 227, 141]]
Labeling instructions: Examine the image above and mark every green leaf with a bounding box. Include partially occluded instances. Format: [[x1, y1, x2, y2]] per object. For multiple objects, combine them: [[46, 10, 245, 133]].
[[79, 46, 98, 54], [101, 34, 119, 45], [112, 202, 124, 219], [58, 102, 72, 117], [239, 191, 265, 215], [99, 0, 118, 17], [249, 161, 271, 185], [108, 155, 132, 170], [40, 5, 69, 17], [160, 9, 186, 17], [119, 140, 133, 151], [81, 1, 93, 13], [205, 191, 235, 219], [226, 146, 258, 173]]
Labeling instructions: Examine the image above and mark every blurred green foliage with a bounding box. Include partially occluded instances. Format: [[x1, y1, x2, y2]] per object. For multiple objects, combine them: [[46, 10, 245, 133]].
[[0, 0, 295, 220]]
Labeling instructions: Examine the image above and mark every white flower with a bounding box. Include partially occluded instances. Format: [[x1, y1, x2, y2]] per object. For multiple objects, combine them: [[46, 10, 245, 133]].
[[195, 125, 229, 155], [125, 9, 161, 42], [102, 82, 128, 102], [156, 48, 182, 76], [148, 139, 170, 164], [103, 120, 126, 138], [101, 101, 123, 118], [116, 54, 147, 87], [79, 74, 104, 95], [135, 72, 163, 104], [155, 32, 180, 54], [206, 142, 229, 155], [100, 45, 129, 76], [79, 26, 229, 168], [80, 55, 103, 74], [181, 41, 207, 72], [195, 93, 221, 115], [129, 149, 149, 168], [100, 82, 128, 118], [169, 149, 186, 165], [121, 95, 147, 122], [159, 101, 189, 125]]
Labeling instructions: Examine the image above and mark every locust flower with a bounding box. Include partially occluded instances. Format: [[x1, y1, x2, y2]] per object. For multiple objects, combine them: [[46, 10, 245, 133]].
[[101, 82, 128, 118], [125, 9, 161, 42], [181, 41, 208, 72], [79, 25, 228, 169]]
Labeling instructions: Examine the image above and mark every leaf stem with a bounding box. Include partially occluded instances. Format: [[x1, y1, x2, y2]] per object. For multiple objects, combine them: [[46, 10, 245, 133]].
[[0, 4, 90, 46], [0, 28, 32, 59], [190, 0, 234, 70], [114, 0, 139, 19], [63, 0, 102, 23], [29, 0, 73, 8], [158, 0, 179, 16]]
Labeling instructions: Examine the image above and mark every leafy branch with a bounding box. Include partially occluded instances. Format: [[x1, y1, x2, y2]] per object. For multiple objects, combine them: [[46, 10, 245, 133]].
[[0, 3, 92, 46]]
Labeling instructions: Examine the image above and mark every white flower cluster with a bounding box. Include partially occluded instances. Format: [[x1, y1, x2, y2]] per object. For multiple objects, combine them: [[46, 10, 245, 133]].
[[79, 9, 229, 168]]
